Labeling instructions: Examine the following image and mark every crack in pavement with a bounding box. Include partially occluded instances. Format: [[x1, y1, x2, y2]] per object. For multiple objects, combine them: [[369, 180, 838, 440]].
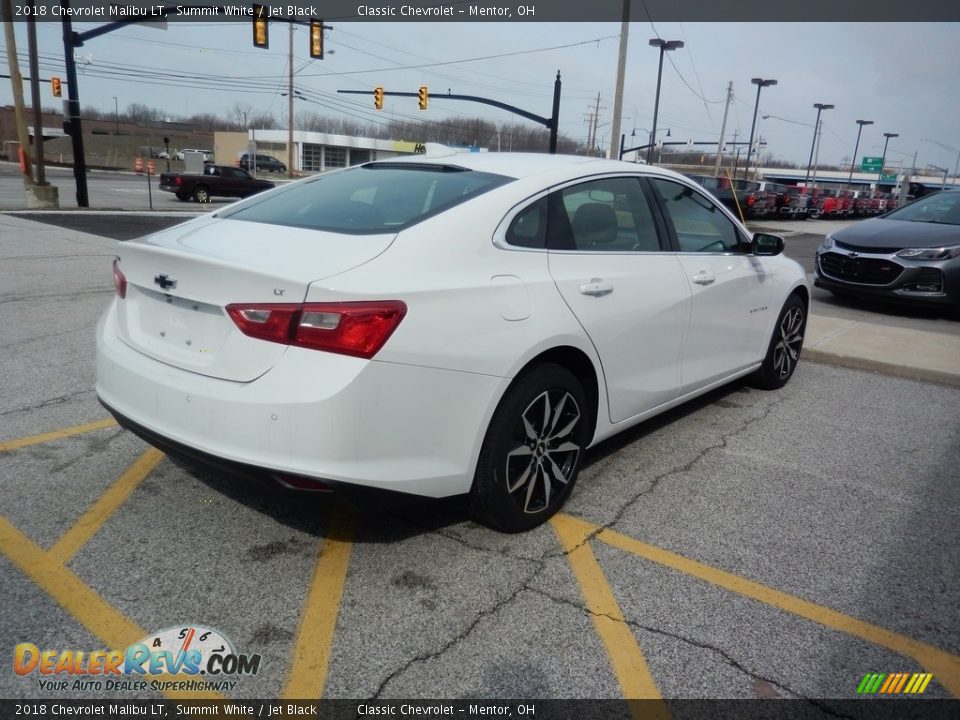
[[0, 288, 113, 305], [526, 585, 828, 704], [371, 561, 548, 698], [0, 387, 96, 417], [3, 324, 94, 351], [553, 394, 789, 560]]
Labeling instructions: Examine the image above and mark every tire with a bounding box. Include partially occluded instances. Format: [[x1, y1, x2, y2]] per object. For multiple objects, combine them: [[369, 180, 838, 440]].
[[749, 294, 806, 390], [469, 364, 590, 533], [193, 185, 210, 203]]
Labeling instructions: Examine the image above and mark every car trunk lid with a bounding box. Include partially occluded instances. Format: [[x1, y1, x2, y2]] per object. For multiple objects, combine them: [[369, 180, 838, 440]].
[[113, 218, 396, 381]]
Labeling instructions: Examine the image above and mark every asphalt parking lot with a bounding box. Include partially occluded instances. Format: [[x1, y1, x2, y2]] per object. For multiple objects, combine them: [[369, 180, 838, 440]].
[[1, 213, 958, 709]]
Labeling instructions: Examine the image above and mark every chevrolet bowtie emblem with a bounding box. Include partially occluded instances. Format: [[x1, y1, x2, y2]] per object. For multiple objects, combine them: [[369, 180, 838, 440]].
[[154, 274, 177, 291]]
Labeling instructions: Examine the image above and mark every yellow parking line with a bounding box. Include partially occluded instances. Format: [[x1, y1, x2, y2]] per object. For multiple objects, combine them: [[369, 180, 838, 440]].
[[552, 514, 670, 718], [0, 418, 118, 453], [281, 507, 355, 699], [48, 448, 165, 565], [0, 516, 223, 700], [595, 524, 960, 698]]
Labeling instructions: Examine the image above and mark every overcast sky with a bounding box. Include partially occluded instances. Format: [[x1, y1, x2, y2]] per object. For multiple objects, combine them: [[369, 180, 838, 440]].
[[4, 20, 959, 173]]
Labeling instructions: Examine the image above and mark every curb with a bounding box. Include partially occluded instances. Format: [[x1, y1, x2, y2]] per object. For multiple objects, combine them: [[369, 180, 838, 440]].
[[803, 349, 960, 388]]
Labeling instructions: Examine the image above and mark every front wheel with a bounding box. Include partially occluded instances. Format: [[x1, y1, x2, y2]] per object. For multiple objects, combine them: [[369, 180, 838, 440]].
[[749, 295, 806, 390], [469, 364, 589, 533]]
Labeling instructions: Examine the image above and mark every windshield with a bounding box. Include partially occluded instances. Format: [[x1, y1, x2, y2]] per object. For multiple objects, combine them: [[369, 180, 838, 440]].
[[221, 163, 513, 234], [885, 191, 960, 225]]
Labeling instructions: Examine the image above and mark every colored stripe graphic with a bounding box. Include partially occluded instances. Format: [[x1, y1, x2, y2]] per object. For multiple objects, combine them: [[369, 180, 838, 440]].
[[857, 672, 933, 694]]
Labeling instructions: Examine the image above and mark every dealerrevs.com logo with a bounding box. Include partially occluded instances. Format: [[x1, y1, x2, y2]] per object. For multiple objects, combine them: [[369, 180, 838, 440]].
[[14, 625, 261, 693]]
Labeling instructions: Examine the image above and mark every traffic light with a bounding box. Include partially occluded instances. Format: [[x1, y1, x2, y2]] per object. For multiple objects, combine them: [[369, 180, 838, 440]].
[[418, 85, 428, 111], [374, 86, 384, 111], [309, 19, 323, 59], [51, 76, 62, 98], [252, 4, 268, 49]]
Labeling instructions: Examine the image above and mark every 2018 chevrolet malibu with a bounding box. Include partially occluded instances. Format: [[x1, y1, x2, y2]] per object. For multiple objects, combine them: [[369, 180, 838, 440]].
[[96, 153, 809, 532]]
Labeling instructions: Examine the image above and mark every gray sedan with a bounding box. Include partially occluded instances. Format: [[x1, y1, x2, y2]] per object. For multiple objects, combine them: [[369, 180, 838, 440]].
[[815, 188, 960, 315]]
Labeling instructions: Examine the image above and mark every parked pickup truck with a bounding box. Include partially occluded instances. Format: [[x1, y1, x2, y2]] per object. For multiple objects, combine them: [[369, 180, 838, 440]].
[[159, 165, 275, 203], [686, 174, 771, 220]]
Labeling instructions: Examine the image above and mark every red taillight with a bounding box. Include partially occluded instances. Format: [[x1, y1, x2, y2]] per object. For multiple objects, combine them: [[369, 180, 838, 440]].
[[175, 176, 183, 186], [112, 258, 127, 299], [746, 195, 755, 206], [225, 301, 406, 359]]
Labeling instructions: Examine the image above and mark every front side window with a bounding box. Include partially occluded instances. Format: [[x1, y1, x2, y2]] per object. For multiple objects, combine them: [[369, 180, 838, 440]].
[[547, 176, 662, 252], [649, 178, 744, 253]]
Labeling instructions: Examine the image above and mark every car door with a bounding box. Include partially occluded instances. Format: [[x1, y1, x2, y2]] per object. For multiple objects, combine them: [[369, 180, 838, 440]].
[[544, 175, 691, 423], [646, 177, 774, 393], [222, 167, 250, 196]]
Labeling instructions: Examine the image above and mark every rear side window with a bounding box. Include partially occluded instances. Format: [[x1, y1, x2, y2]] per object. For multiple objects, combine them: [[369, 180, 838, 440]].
[[222, 164, 513, 234]]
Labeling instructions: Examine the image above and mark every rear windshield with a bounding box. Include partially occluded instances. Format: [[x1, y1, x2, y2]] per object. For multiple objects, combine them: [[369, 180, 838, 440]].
[[221, 163, 513, 234]]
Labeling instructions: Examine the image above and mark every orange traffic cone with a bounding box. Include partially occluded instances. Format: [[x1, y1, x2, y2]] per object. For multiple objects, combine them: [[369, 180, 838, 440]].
[[134, 157, 144, 174]]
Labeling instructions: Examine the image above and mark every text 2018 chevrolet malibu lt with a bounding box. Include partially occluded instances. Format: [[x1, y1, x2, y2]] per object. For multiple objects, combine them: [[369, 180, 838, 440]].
[[97, 153, 809, 532]]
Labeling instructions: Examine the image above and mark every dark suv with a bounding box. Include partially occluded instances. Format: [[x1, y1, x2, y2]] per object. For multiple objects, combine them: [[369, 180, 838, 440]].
[[238, 154, 287, 173]]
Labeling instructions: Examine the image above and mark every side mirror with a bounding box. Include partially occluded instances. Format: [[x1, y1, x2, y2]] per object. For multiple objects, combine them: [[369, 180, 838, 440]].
[[752, 232, 784, 256]]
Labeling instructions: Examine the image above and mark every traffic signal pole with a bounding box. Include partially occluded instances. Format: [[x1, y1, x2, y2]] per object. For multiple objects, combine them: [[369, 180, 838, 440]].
[[61, 2, 89, 207], [340, 72, 562, 154]]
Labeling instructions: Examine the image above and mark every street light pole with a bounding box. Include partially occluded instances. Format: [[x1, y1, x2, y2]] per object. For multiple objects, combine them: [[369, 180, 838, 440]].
[[804, 102, 834, 187], [112, 96, 118, 134], [847, 119, 873, 186], [647, 38, 683, 164], [878, 131, 899, 186], [744, 77, 776, 179]]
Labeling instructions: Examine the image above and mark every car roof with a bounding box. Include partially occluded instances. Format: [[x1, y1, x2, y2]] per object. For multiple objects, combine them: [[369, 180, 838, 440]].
[[369, 152, 683, 183]]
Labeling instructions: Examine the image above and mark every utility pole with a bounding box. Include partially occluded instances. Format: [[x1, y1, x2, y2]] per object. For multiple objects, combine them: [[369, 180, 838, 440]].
[[3, 0, 33, 183], [287, 21, 294, 178], [583, 108, 596, 156], [714, 81, 733, 176], [592, 93, 602, 156], [609, 0, 630, 159]]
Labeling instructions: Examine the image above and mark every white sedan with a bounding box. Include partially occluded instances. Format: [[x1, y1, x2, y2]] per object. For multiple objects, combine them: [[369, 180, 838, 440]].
[[96, 153, 808, 532]]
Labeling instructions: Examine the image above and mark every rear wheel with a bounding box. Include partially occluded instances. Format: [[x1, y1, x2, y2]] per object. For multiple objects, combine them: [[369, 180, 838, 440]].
[[193, 185, 210, 203], [749, 295, 806, 390], [469, 364, 589, 533]]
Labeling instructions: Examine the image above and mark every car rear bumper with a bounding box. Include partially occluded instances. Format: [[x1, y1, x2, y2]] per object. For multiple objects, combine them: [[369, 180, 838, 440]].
[[96, 302, 506, 498]]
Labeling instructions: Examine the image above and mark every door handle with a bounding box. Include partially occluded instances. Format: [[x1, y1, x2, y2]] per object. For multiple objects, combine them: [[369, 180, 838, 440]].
[[579, 279, 614, 297], [692, 271, 715, 286]]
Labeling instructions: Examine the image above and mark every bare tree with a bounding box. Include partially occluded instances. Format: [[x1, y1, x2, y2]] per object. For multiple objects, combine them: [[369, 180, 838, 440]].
[[232, 102, 254, 129], [124, 103, 162, 123]]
